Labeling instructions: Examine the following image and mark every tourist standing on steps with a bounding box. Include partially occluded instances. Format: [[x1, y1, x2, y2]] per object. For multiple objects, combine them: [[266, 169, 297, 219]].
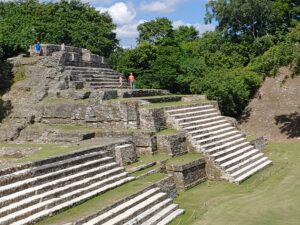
[[128, 73, 135, 89], [34, 42, 41, 56], [119, 75, 123, 87], [60, 42, 65, 51]]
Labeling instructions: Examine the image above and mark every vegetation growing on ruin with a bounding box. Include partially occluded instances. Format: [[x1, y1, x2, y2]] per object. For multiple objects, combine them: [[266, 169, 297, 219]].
[[1, 0, 300, 117]]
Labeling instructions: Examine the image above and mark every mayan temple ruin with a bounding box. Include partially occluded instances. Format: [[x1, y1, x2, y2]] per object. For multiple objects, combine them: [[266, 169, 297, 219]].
[[0, 45, 275, 225]]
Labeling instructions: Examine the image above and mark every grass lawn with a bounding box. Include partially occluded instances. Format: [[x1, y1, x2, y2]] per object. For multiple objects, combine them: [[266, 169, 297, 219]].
[[169, 142, 300, 225]]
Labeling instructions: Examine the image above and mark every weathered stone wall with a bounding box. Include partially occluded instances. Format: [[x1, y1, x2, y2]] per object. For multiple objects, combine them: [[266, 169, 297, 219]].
[[139, 108, 166, 132], [114, 143, 137, 166], [39, 101, 140, 129], [166, 159, 206, 190], [95, 130, 157, 155], [157, 132, 187, 156]]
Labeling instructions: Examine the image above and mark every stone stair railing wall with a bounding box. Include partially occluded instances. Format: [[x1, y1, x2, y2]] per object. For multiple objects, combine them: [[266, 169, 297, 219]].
[[164, 103, 272, 183], [0, 141, 135, 225], [73, 177, 183, 225]]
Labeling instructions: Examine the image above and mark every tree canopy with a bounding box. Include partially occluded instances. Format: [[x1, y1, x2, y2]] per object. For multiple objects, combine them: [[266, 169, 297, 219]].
[[0, 0, 117, 60]]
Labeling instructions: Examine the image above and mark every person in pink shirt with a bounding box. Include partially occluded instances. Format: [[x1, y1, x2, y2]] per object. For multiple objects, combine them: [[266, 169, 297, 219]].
[[128, 72, 135, 89]]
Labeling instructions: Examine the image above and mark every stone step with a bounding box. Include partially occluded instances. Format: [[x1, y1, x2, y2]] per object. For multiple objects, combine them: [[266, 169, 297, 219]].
[[64, 67, 115, 72], [205, 138, 246, 155], [142, 204, 179, 225], [234, 160, 272, 183], [210, 143, 251, 160], [197, 130, 240, 145], [170, 109, 218, 119], [9, 176, 135, 225], [70, 70, 120, 75], [199, 133, 244, 149], [188, 123, 232, 136], [101, 192, 168, 225], [179, 115, 224, 127], [219, 149, 260, 169], [183, 119, 228, 132], [156, 209, 185, 225], [88, 82, 122, 86], [85, 78, 120, 82], [216, 146, 257, 165], [76, 74, 120, 79], [166, 105, 214, 115], [0, 162, 119, 214], [192, 126, 236, 140], [226, 152, 264, 174], [175, 111, 219, 123], [0, 147, 110, 185], [0, 172, 133, 225], [91, 86, 130, 89], [82, 188, 161, 225], [122, 198, 173, 225], [0, 150, 109, 190], [230, 156, 268, 179]]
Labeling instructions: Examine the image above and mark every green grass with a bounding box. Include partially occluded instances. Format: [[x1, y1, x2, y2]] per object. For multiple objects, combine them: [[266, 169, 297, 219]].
[[35, 173, 167, 225], [157, 128, 179, 135], [125, 153, 171, 170], [141, 100, 209, 109], [0, 143, 85, 164], [169, 142, 300, 225], [131, 164, 160, 177], [166, 153, 203, 166]]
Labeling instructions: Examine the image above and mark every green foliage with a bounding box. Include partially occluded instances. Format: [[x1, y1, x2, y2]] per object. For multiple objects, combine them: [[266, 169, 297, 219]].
[[249, 23, 300, 76], [137, 17, 173, 44], [0, 0, 117, 59], [205, 0, 300, 40], [191, 68, 261, 117]]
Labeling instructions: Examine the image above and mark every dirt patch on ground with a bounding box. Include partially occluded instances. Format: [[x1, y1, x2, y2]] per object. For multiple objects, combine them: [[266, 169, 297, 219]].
[[240, 67, 300, 142]]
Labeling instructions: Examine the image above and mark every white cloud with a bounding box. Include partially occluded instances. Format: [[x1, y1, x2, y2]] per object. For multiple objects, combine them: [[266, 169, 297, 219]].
[[115, 20, 145, 39], [140, 0, 187, 13], [173, 20, 215, 35], [83, 0, 113, 5], [97, 2, 136, 25]]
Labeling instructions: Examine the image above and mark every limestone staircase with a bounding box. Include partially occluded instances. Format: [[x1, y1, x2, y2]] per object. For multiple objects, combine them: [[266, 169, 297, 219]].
[[64, 66, 130, 89], [0, 144, 134, 225], [76, 185, 184, 225], [165, 104, 272, 183]]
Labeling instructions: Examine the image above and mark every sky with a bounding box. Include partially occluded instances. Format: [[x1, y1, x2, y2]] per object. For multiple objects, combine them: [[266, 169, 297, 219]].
[[90, 0, 215, 48]]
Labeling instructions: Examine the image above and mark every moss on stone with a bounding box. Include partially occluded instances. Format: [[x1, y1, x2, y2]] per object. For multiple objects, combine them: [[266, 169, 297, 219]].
[[156, 128, 179, 135], [166, 153, 203, 166]]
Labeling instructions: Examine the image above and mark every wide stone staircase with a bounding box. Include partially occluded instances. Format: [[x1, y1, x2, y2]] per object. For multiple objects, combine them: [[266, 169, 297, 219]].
[[64, 66, 129, 89], [75, 185, 184, 225], [0, 144, 134, 225], [165, 104, 272, 183]]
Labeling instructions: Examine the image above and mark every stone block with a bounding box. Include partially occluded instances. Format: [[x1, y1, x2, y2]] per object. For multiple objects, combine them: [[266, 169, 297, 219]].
[[114, 144, 137, 166], [166, 159, 206, 191], [139, 108, 166, 132], [157, 132, 187, 156]]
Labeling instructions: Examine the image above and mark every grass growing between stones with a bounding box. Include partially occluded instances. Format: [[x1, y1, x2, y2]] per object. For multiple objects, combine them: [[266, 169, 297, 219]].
[[0, 143, 81, 164], [169, 142, 300, 225], [35, 173, 168, 225], [157, 128, 179, 135], [166, 153, 203, 166], [141, 101, 211, 109], [125, 153, 171, 170]]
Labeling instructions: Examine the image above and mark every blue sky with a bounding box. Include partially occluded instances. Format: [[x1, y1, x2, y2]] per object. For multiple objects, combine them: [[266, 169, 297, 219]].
[[90, 0, 215, 47]]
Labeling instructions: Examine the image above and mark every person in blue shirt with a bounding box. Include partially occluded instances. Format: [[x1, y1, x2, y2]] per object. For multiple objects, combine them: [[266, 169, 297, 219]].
[[34, 42, 41, 56]]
